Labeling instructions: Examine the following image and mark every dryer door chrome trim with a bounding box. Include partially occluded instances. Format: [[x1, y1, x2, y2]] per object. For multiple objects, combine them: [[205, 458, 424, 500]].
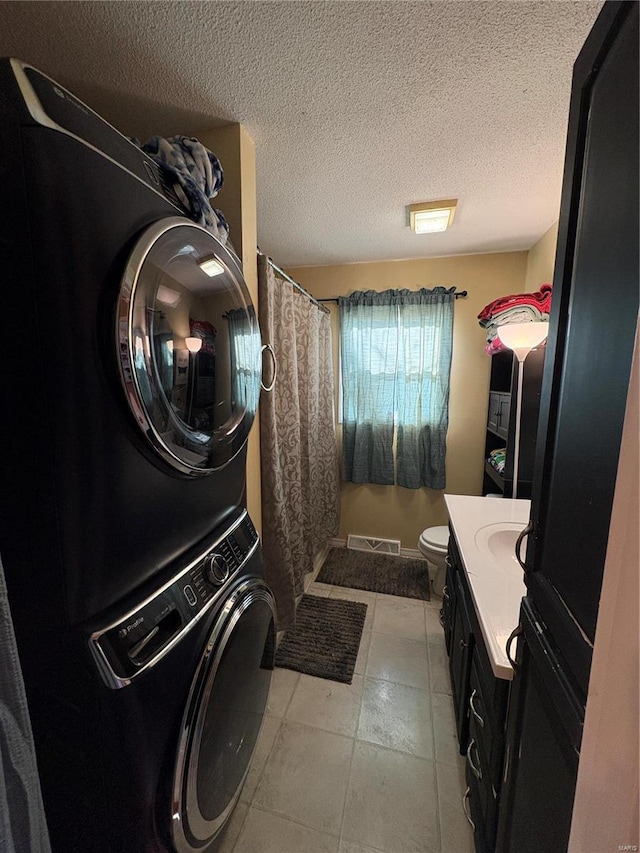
[[171, 578, 276, 852], [117, 217, 261, 476]]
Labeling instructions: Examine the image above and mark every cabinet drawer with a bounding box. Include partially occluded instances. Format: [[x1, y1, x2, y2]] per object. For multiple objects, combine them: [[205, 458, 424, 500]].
[[469, 657, 505, 787], [465, 756, 497, 853]]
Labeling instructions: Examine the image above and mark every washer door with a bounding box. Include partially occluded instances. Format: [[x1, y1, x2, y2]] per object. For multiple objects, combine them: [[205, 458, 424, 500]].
[[172, 578, 276, 853], [117, 217, 261, 475]]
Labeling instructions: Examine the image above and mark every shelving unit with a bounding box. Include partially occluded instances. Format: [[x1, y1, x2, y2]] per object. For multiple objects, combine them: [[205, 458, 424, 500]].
[[482, 347, 545, 498]]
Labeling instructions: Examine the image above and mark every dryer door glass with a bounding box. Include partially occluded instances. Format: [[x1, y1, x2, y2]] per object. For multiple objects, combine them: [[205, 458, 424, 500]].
[[172, 580, 276, 852], [118, 217, 261, 475]]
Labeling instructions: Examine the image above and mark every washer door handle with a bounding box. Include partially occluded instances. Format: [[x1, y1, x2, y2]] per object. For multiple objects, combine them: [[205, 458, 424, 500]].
[[261, 344, 277, 392]]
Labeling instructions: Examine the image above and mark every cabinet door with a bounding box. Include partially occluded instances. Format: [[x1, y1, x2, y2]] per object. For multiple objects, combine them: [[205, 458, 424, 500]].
[[487, 392, 510, 439], [527, 0, 639, 693], [487, 392, 500, 434], [497, 600, 583, 853], [441, 556, 455, 655], [448, 572, 474, 749], [496, 394, 510, 439]]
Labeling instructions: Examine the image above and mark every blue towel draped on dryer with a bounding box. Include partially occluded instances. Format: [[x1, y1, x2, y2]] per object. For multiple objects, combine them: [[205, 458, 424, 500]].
[[139, 135, 230, 243]]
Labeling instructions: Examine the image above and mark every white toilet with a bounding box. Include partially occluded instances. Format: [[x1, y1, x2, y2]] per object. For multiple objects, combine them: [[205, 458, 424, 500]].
[[418, 526, 450, 597]]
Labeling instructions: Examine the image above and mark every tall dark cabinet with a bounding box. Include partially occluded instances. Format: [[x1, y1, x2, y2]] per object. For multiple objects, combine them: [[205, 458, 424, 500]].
[[482, 347, 545, 499], [498, 3, 639, 851]]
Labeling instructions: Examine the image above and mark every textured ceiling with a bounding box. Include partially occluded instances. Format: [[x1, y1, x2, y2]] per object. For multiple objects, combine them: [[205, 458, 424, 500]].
[[0, 1, 603, 267]]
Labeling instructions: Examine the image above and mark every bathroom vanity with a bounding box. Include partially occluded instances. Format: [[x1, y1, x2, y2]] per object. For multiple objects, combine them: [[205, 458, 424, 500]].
[[442, 494, 529, 852]]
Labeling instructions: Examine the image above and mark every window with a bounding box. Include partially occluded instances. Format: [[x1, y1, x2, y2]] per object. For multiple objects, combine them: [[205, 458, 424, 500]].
[[339, 288, 454, 489]]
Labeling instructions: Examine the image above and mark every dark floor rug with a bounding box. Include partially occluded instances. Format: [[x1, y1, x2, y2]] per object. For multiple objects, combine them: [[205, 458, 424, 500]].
[[316, 547, 431, 601], [275, 594, 367, 684]]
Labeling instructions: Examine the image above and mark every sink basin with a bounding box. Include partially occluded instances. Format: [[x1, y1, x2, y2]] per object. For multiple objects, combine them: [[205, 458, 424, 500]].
[[473, 522, 526, 578]]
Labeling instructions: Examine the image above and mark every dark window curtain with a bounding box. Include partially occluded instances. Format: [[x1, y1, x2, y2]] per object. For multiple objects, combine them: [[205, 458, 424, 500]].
[[339, 287, 454, 490], [339, 290, 399, 485]]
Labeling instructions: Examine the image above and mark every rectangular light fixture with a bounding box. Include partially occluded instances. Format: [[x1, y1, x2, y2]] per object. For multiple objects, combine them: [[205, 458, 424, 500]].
[[198, 256, 225, 277], [156, 284, 181, 306], [408, 199, 458, 234]]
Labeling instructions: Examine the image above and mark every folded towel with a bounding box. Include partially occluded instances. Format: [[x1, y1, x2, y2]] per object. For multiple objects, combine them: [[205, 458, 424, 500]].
[[488, 447, 507, 474], [485, 336, 510, 356], [140, 135, 230, 243], [480, 304, 550, 331], [478, 283, 552, 323], [484, 309, 550, 340], [483, 306, 550, 351], [479, 283, 552, 354]]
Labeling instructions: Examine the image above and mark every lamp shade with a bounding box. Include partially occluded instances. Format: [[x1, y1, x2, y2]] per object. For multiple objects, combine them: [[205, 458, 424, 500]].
[[185, 336, 203, 353], [497, 322, 549, 361]]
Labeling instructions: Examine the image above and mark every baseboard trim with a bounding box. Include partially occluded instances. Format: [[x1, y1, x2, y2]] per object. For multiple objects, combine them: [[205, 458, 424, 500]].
[[400, 547, 423, 560], [330, 538, 424, 561]]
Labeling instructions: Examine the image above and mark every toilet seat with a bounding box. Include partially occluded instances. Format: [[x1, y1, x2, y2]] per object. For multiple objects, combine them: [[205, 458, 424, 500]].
[[419, 525, 449, 554]]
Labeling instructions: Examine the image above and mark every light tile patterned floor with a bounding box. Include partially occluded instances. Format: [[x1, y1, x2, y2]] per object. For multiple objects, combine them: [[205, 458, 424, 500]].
[[216, 584, 475, 853]]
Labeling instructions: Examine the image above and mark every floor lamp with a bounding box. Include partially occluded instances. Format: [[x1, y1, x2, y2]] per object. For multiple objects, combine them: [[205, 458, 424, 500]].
[[497, 321, 549, 498], [185, 336, 203, 426]]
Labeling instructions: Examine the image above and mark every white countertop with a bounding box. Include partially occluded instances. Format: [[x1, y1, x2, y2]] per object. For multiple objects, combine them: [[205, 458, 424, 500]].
[[444, 494, 530, 680]]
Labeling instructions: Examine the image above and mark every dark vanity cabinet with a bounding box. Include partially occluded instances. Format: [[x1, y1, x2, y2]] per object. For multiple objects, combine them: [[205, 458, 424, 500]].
[[445, 541, 474, 749], [482, 348, 545, 499], [444, 533, 510, 852]]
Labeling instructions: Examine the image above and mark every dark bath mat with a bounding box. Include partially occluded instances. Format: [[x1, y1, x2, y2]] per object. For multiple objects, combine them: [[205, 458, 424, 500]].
[[316, 547, 431, 601], [275, 594, 367, 684]]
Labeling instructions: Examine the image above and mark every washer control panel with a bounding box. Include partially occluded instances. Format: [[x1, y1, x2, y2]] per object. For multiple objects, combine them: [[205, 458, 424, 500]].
[[90, 511, 259, 687]]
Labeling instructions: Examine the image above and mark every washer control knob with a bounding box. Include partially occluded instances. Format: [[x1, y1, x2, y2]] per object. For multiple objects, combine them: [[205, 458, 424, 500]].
[[205, 554, 229, 586]]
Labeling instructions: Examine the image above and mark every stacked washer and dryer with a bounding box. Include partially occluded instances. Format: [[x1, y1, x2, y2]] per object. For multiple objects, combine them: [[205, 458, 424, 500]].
[[0, 58, 275, 852]]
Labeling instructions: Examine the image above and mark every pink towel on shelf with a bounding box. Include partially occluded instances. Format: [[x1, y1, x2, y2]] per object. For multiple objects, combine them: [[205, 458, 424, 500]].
[[478, 283, 553, 324]]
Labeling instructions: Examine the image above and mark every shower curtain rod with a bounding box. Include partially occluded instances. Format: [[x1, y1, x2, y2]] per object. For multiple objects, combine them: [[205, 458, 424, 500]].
[[317, 290, 468, 303], [257, 250, 329, 314]]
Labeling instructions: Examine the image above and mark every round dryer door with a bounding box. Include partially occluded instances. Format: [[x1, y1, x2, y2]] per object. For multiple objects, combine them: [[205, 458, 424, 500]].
[[172, 578, 276, 853], [117, 217, 261, 475]]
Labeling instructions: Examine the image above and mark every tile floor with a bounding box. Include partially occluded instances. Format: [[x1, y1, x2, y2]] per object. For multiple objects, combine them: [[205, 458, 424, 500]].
[[216, 582, 475, 853]]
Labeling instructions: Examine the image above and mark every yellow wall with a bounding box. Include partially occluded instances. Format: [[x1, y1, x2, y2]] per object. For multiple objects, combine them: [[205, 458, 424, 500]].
[[287, 252, 528, 548], [524, 221, 558, 292], [186, 123, 555, 550]]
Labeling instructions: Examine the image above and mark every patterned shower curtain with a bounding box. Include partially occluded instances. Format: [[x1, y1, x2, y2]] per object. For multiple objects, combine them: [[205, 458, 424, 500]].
[[258, 256, 340, 630]]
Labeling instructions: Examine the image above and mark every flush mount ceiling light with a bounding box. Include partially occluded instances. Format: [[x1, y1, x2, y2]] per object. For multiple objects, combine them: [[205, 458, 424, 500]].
[[156, 284, 181, 306], [408, 199, 458, 234], [198, 256, 225, 277]]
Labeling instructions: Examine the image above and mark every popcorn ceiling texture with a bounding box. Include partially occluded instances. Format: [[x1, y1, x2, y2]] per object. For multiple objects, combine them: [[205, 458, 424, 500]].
[[0, 1, 602, 266]]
